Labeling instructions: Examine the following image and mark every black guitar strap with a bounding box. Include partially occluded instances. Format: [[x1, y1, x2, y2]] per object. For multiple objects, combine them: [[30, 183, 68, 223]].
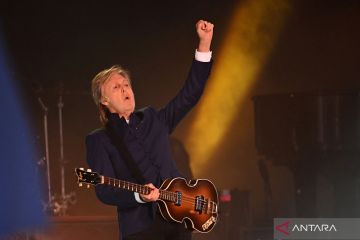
[[105, 125, 145, 184]]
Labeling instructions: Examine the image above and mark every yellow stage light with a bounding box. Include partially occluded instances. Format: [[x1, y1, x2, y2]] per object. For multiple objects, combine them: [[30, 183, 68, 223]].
[[185, 0, 291, 177]]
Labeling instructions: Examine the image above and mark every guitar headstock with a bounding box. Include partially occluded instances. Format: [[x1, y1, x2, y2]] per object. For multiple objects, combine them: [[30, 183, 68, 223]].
[[75, 168, 102, 188]]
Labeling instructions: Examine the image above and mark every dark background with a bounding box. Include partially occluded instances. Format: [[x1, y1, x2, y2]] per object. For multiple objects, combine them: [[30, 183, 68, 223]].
[[1, 0, 360, 238]]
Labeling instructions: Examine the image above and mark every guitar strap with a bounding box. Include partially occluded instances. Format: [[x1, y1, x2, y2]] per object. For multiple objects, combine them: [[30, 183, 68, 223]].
[[105, 125, 145, 185]]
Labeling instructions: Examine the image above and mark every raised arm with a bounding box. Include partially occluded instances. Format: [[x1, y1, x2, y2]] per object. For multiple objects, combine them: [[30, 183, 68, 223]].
[[157, 20, 214, 133]]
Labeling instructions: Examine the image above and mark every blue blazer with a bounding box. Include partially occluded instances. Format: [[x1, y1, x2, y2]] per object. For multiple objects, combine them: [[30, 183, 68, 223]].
[[86, 59, 212, 238]]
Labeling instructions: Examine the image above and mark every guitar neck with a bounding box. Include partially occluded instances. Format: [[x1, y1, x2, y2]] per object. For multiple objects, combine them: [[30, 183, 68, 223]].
[[102, 176, 177, 202]]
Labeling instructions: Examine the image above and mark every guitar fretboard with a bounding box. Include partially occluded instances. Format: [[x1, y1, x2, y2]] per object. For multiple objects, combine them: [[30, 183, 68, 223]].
[[103, 176, 178, 202]]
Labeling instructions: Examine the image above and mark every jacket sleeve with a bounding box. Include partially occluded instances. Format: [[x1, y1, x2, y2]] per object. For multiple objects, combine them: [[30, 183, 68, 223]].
[[85, 133, 145, 210], [157, 59, 212, 134]]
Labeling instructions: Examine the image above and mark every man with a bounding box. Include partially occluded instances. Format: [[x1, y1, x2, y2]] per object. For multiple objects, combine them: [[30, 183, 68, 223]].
[[86, 19, 214, 240]]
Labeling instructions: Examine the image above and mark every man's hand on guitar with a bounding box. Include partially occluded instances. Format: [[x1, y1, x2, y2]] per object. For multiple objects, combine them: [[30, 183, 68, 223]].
[[140, 183, 159, 202]]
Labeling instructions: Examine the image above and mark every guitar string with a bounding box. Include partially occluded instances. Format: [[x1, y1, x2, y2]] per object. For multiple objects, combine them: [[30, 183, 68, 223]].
[[157, 193, 215, 212], [105, 177, 216, 206], [107, 180, 215, 208], [159, 191, 217, 208], [159, 194, 211, 206], [158, 191, 217, 213], [82, 175, 216, 213], [105, 177, 212, 206], [106, 179, 216, 213], [173, 195, 213, 207], [171, 199, 215, 211]]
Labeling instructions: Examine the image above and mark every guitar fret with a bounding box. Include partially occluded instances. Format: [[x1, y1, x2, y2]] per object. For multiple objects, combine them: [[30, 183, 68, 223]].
[[160, 191, 164, 200], [161, 191, 175, 202]]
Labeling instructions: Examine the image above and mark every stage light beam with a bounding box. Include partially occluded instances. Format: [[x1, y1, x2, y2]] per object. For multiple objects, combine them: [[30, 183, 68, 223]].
[[185, 0, 291, 176]]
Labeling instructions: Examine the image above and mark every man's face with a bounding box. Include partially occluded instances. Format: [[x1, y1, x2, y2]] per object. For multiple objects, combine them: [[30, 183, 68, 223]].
[[101, 73, 135, 118]]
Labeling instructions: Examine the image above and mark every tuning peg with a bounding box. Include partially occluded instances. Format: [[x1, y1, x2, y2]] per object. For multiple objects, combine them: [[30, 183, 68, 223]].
[[87, 184, 90, 189], [79, 183, 83, 187], [79, 168, 84, 170], [87, 169, 92, 172]]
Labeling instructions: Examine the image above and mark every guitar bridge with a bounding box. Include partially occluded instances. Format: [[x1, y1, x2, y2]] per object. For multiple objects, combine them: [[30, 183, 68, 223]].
[[208, 200, 218, 214]]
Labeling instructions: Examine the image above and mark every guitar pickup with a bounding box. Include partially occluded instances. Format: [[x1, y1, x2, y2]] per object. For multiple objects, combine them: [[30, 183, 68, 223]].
[[195, 195, 205, 213], [175, 191, 182, 206]]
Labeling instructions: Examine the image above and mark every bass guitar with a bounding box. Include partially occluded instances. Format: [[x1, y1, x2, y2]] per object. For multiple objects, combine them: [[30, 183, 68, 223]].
[[75, 168, 219, 233]]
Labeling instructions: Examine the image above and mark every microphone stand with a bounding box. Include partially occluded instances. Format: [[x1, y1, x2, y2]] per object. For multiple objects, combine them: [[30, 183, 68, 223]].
[[57, 84, 76, 215], [37, 96, 56, 213]]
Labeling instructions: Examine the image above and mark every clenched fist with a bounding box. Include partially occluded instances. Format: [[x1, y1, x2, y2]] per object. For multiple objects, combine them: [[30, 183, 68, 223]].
[[196, 20, 214, 52]]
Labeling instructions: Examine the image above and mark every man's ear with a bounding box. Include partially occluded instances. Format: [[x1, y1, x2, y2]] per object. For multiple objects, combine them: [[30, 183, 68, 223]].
[[101, 97, 110, 106]]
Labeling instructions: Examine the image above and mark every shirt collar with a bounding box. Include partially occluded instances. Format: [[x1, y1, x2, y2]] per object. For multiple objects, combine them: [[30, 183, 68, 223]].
[[107, 111, 143, 136]]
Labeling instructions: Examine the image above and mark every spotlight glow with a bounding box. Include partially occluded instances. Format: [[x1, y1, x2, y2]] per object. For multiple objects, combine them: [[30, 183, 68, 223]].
[[185, 0, 291, 176]]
